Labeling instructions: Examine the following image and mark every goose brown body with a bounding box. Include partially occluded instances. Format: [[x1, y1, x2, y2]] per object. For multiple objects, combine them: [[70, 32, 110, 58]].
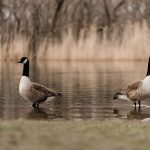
[[114, 81, 147, 102], [30, 82, 61, 103]]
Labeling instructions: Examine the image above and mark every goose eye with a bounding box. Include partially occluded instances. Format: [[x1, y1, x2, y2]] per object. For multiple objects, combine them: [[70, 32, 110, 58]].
[[23, 59, 28, 64]]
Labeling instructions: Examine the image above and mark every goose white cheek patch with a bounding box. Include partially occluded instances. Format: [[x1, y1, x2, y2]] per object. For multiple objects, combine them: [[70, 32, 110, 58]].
[[118, 95, 129, 101], [23, 59, 28, 64]]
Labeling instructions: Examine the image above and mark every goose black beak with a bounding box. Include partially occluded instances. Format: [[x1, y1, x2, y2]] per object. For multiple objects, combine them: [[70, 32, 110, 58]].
[[113, 94, 118, 100], [17, 61, 21, 63]]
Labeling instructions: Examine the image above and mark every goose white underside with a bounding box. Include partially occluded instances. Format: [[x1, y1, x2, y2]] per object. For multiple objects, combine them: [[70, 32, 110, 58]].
[[117, 95, 149, 101], [19, 76, 32, 101], [142, 76, 150, 93]]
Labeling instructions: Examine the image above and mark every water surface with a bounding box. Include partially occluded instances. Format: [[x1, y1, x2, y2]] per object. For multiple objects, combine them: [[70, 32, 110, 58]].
[[0, 61, 150, 120]]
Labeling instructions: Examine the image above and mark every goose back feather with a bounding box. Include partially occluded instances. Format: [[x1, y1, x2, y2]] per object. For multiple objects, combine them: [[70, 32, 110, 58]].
[[32, 82, 61, 103], [32, 82, 61, 97], [126, 81, 143, 100]]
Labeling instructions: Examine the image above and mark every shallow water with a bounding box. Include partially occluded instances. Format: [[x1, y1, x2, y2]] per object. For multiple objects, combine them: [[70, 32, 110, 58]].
[[0, 61, 150, 120]]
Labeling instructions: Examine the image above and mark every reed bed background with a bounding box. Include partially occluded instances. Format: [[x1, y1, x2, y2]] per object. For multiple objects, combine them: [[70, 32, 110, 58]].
[[0, 22, 150, 61], [0, 23, 150, 61], [37, 22, 150, 61], [0, 0, 150, 61]]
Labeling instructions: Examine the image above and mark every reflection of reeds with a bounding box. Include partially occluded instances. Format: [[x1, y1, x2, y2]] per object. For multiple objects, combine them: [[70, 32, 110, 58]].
[[1, 22, 150, 61]]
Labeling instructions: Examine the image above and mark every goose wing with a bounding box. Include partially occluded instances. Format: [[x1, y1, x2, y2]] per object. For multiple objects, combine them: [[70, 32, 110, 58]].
[[31, 82, 62, 97], [126, 81, 142, 99]]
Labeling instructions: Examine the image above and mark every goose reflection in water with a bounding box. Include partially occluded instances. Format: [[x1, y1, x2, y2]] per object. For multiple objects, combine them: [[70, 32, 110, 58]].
[[127, 110, 150, 120], [113, 108, 150, 120], [24, 108, 63, 120]]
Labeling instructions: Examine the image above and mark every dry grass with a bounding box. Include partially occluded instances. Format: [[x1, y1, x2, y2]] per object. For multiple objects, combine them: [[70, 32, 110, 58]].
[[0, 119, 150, 150], [37, 22, 150, 61], [1, 22, 150, 61], [0, 35, 29, 61]]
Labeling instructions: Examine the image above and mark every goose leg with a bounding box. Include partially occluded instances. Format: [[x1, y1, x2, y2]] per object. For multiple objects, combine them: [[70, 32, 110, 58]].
[[32, 103, 37, 108], [138, 101, 141, 110], [36, 103, 39, 109], [134, 102, 136, 110]]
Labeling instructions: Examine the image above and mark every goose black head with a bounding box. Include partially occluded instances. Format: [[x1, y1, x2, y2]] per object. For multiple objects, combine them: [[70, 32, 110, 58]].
[[146, 57, 150, 76], [17, 57, 29, 64], [17, 57, 29, 77]]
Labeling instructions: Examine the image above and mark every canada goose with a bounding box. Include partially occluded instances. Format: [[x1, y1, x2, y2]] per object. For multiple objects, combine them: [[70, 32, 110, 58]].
[[17, 57, 62, 109], [114, 57, 150, 110]]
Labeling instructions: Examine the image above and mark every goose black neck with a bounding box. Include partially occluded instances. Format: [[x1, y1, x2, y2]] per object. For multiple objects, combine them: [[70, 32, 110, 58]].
[[23, 62, 29, 77], [146, 58, 150, 76]]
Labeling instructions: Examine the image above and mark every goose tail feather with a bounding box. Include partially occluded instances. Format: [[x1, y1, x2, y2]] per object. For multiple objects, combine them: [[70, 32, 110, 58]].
[[56, 92, 62, 97]]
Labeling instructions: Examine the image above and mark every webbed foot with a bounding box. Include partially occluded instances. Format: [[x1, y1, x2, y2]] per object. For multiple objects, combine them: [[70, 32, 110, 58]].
[[32, 103, 39, 109]]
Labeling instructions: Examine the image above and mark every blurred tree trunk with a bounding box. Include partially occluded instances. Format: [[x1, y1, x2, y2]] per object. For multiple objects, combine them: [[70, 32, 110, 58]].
[[28, 5, 41, 59]]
